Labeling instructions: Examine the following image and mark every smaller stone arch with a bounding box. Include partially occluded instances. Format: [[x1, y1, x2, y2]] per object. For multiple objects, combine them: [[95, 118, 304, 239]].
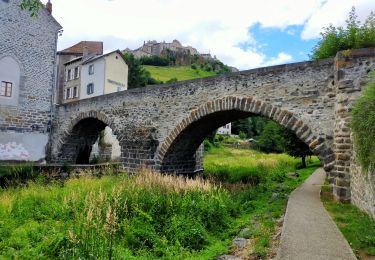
[[55, 110, 121, 164], [157, 96, 335, 174]]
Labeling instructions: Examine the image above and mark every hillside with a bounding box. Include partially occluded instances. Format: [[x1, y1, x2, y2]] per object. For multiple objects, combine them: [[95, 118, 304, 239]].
[[143, 65, 216, 82]]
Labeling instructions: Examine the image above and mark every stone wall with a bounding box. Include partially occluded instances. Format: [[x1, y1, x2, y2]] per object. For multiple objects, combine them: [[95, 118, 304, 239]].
[[51, 48, 375, 204], [51, 58, 336, 173], [333, 48, 375, 216], [0, 0, 61, 161]]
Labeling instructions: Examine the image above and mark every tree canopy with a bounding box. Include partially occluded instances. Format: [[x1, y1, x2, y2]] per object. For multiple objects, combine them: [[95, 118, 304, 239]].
[[312, 7, 375, 59]]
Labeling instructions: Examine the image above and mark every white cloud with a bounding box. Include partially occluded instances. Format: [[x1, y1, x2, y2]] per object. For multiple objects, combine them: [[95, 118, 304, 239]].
[[43, 0, 374, 70], [302, 0, 375, 40]]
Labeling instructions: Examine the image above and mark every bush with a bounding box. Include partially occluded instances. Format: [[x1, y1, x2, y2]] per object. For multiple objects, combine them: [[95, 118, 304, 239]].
[[351, 71, 375, 170], [166, 77, 178, 83], [312, 8, 375, 59]]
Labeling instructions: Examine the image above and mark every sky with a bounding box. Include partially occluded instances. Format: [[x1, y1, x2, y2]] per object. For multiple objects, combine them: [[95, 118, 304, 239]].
[[44, 0, 375, 70]]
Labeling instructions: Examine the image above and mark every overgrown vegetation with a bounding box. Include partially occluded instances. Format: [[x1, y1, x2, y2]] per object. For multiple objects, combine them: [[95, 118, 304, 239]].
[[0, 148, 319, 259], [351, 71, 375, 170], [312, 7, 375, 59], [122, 53, 162, 88], [321, 187, 375, 259], [228, 117, 313, 168]]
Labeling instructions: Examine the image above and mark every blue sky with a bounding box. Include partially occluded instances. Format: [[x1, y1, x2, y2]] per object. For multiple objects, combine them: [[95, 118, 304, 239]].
[[243, 24, 319, 63], [47, 0, 374, 70]]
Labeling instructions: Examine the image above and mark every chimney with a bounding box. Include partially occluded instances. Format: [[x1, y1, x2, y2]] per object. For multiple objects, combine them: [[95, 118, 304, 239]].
[[46, 0, 52, 14], [83, 46, 89, 57]]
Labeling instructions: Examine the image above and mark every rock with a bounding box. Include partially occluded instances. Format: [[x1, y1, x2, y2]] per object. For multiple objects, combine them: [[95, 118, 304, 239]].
[[238, 227, 251, 238], [288, 172, 300, 177], [232, 237, 248, 250], [216, 255, 243, 260]]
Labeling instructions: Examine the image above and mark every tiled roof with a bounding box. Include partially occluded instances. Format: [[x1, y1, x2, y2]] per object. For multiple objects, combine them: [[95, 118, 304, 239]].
[[57, 41, 103, 55]]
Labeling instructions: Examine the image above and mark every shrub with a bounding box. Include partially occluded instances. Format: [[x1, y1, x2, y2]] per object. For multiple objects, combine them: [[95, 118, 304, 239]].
[[312, 8, 375, 59], [166, 77, 178, 83], [351, 71, 375, 170]]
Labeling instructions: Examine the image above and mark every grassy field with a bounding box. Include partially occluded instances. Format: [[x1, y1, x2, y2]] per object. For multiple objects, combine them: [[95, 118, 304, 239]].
[[143, 65, 216, 82], [0, 147, 320, 259], [321, 187, 375, 259]]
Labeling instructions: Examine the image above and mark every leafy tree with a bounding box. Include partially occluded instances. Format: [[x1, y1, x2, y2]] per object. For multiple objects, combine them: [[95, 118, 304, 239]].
[[19, 0, 43, 16], [122, 53, 161, 88], [283, 131, 314, 169], [257, 121, 287, 153], [312, 7, 375, 59], [351, 71, 375, 170], [139, 55, 170, 66], [256, 120, 313, 168], [231, 116, 269, 138]]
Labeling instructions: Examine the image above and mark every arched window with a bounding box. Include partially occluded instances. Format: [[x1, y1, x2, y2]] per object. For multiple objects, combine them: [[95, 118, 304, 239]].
[[0, 56, 20, 106]]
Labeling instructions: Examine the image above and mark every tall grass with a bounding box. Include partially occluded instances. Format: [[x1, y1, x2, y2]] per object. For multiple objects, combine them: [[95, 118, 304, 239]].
[[0, 147, 320, 259]]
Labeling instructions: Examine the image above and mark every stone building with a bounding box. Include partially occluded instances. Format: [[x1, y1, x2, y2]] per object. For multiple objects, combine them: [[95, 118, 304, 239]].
[[0, 0, 62, 162], [56, 41, 103, 104], [61, 50, 128, 103], [125, 39, 199, 59]]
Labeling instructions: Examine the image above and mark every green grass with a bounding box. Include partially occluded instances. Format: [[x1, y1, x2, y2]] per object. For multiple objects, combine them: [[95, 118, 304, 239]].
[[322, 192, 375, 259], [0, 147, 320, 259], [143, 65, 216, 82], [203, 146, 320, 257]]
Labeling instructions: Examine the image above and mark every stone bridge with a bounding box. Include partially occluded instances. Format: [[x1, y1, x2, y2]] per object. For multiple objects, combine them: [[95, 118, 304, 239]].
[[50, 48, 375, 203]]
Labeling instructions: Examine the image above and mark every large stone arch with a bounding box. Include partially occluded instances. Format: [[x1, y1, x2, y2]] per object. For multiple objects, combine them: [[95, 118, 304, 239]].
[[156, 96, 335, 174], [54, 110, 120, 163]]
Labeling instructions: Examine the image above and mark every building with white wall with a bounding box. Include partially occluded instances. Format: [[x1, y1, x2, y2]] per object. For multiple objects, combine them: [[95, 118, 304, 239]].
[[217, 123, 231, 135], [63, 50, 128, 103]]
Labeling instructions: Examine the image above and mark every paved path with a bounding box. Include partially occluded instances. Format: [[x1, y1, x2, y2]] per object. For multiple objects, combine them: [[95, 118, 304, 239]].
[[276, 168, 356, 260]]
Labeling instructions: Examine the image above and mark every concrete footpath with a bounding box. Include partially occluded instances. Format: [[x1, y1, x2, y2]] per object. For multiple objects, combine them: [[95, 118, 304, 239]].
[[276, 168, 356, 260]]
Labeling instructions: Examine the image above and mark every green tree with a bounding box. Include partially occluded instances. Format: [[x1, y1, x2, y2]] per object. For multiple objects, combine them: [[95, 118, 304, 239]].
[[19, 0, 43, 16], [312, 7, 375, 59], [257, 121, 287, 153], [283, 131, 314, 169], [122, 53, 161, 88]]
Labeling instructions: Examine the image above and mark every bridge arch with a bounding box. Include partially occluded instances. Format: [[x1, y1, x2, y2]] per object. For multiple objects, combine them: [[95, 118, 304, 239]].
[[55, 110, 120, 164], [157, 96, 335, 174]]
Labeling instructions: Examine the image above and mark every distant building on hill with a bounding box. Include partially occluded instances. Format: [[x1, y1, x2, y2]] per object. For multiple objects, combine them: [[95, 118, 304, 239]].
[[125, 39, 199, 59]]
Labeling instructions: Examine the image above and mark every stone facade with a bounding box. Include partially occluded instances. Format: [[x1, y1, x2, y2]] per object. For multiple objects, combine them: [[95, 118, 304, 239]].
[[331, 48, 375, 215], [0, 0, 61, 161], [50, 58, 335, 177]]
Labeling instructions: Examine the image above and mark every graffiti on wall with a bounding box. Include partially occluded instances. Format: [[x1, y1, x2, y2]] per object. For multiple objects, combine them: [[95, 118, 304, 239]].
[[0, 142, 30, 160]]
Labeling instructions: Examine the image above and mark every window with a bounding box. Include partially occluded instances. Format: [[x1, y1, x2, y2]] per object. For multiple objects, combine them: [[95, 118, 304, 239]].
[[0, 81, 12, 97], [67, 69, 72, 81], [73, 86, 78, 98], [74, 67, 80, 79], [88, 64, 94, 75], [65, 87, 72, 99], [87, 83, 94, 95]]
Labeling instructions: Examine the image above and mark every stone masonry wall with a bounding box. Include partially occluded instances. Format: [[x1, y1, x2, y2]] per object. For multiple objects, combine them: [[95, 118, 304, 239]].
[[333, 48, 375, 216], [0, 0, 61, 161], [51, 58, 337, 172], [51, 49, 375, 203]]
